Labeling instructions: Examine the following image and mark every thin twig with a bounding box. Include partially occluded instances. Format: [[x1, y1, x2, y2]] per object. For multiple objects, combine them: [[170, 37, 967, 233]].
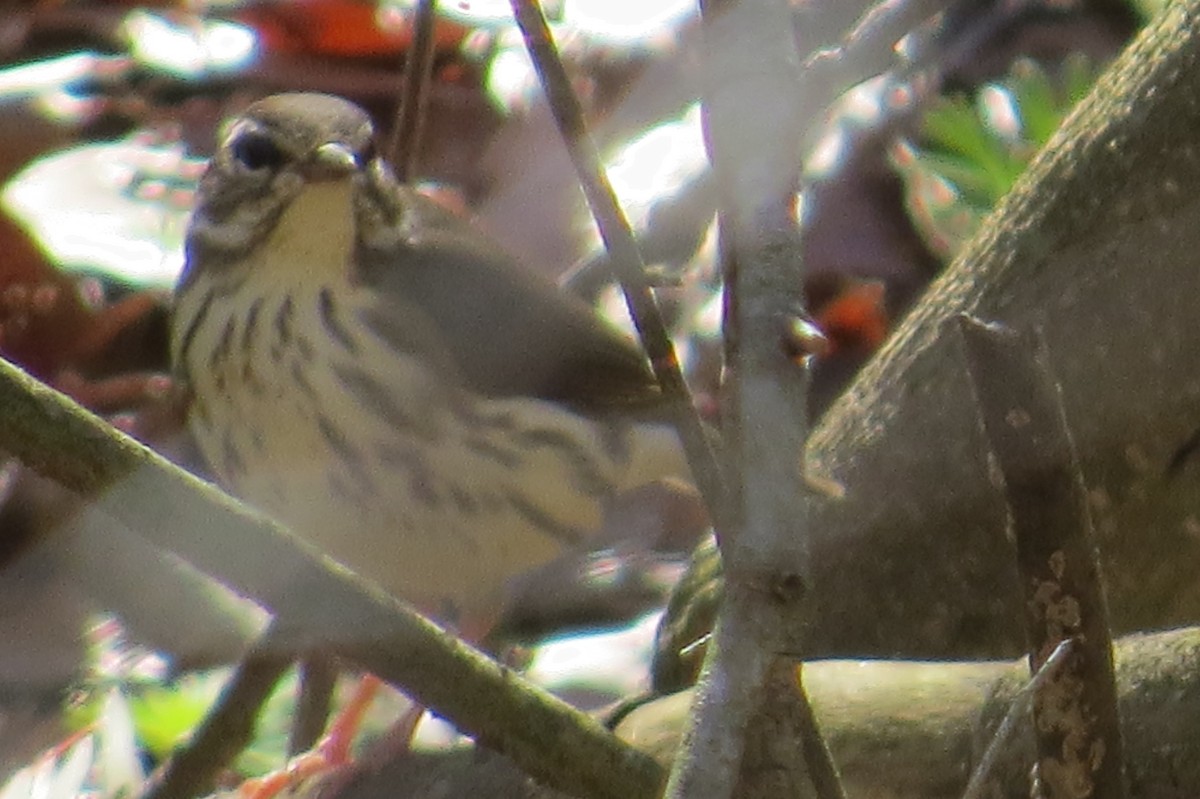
[[387, 0, 438, 182], [730, 659, 845, 797], [962, 639, 1077, 799], [147, 626, 293, 799], [564, 0, 957, 307], [794, 667, 847, 799], [803, 0, 947, 75], [291, 655, 338, 756], [958, 316, 1127, 799], [0, 357, 665, 799], [796, 0, 954, 155], [508, 0, 727, 526]]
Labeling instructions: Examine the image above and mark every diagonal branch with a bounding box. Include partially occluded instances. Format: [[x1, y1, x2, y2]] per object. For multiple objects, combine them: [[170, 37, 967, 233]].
[[509, 0, 727, 526], [959, 317, 1126, 799], [0, 355, 664, 799]]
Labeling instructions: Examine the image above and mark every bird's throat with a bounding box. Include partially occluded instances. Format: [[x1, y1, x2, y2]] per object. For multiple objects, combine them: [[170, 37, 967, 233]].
[[260, 180, 357, 284]]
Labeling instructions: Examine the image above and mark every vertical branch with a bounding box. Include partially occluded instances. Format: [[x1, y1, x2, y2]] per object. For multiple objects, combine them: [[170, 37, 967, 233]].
[[666, 0, 837, 796], [290, 655, 338, 755], [388, 0, 438, 182], [958, 316, 1127, 799], [508, 0, 727, 521]]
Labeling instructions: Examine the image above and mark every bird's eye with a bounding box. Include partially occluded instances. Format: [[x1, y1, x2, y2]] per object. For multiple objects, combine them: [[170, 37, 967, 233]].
[[230, 131, 287, 172]]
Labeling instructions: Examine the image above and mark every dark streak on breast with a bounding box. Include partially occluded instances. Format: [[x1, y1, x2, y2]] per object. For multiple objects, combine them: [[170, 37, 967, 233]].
[[331, 361, 423, 436], [377, 440, 440, 509], [241, 360, 264, 396], [318, 287, 359, 353], [506, 492, 584, 546], [208, 319, 236, 372], [242, 296, 264, 352], [274, 295, 294, 346], [290, 363, 316, 397], [513, 428, 613, 498], [317, 412, 373, 490], [176, 287, 216, 370]]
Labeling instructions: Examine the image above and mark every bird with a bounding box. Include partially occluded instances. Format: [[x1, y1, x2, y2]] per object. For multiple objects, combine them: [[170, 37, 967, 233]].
[[170, 92, 690, 631]]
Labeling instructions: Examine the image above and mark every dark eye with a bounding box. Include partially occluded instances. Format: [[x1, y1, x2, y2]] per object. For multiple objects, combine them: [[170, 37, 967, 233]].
[[230, 131, 287, 172]]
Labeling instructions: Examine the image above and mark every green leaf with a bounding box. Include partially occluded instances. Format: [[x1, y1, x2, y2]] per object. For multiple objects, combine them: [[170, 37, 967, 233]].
[[895, 53, 1102, 259], [127, 673, 227, 759], [1009, 60, 1062, 145]]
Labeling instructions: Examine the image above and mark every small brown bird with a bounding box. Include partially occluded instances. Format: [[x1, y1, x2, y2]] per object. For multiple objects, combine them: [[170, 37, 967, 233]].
[[171, 93, 688, 627]]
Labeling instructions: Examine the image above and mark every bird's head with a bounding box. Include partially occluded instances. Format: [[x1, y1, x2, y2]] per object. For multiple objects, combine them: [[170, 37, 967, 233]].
[[182, 93, 405, 290]]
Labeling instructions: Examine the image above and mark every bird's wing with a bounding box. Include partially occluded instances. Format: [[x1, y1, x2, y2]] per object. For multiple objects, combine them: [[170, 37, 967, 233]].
[[356, 191, 665, 418]]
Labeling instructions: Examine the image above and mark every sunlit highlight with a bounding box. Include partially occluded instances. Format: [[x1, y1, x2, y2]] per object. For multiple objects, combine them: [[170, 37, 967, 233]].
[[0, 52, 122, 98], [3, 137, 200, 288], [979, 85, 1022, 142], [121, 10, 256, 78], [605, 103, 708, 228], [484, 34, 540, 110], [565, 0, 695, 43]]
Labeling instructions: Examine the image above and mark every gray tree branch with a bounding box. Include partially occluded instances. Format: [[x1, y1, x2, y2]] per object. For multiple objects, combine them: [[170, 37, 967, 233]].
[[0, 359, 663, 799]]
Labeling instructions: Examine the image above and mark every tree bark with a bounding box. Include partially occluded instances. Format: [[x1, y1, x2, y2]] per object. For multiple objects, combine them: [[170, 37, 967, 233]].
[[794, 0, 1200, 659], [356, 625, 1200, 799], [631, 627, 1200, 799]]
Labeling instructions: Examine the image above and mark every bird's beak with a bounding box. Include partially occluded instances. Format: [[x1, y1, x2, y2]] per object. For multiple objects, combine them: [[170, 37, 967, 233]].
[[304, 142, 358, 182]]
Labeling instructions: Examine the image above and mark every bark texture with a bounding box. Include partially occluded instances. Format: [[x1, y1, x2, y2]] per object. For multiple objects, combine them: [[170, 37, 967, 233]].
[[797, 0, 1200, 658]]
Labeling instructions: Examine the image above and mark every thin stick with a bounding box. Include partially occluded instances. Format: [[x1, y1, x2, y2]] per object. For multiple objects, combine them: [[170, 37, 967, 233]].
[[794, 668, 847, 799], [388, 0, 438, 182], [147, 626, 292, 799], [962, 639, 1077, 799], [290, 655, 338, 756], [508, 0, 727, 526]]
